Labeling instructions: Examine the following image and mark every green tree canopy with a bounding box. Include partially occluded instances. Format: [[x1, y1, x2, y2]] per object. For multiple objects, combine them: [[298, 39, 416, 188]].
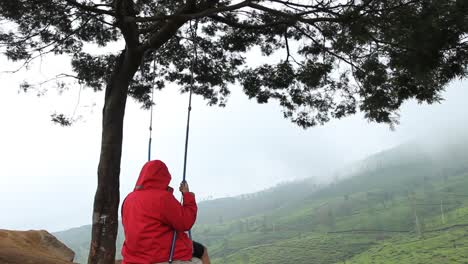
[[1, 1, 467, 263], [2, 0, 466, 126]]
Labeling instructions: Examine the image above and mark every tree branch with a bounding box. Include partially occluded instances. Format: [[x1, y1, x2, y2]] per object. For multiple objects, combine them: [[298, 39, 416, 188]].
[[267, 0, 318, 10], [115, 0, 140, 50], [247, 3, 343, 24], [31, 17, 92, 53], [128, 0, 252, 23], [140, 0, 217, 51], [63, 0, 115, 16], [0, 23, 53, 46], [293, 25, 361, 70], [209, 14, 295, 30], [33, 73, 80, 87], [131, 1, 346, 25], [2, 47, 60, 74], [284, 28, 290, 62], [140, 16, 187, 52]]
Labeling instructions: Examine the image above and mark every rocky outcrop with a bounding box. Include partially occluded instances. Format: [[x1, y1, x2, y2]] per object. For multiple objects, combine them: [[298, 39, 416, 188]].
[[0, 229, 75, 264]]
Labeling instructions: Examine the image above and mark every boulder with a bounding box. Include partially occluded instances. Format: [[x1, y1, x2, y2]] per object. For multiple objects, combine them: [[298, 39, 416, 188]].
[[0, 229, 75, 264]]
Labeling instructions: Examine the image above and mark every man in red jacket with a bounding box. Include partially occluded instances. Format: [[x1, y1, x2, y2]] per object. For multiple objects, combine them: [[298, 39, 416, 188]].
[[121, 160, 210, 264]]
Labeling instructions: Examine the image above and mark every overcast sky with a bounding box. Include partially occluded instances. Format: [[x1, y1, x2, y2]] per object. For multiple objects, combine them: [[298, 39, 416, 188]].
[[0, 51, 467, 232]]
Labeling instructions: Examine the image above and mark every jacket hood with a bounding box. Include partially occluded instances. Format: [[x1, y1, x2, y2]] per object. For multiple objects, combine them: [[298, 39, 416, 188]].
[[134, 160, 171, 191]]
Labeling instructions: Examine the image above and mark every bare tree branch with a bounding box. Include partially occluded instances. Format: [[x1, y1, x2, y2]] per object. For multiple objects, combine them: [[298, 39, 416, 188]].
[[34, 73, 80, 87], [284, 28, 290, 62]]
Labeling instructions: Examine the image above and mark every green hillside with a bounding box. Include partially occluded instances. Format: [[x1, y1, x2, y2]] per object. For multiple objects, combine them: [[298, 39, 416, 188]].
[[55, 140, 468, 264], [199, 168, 468, 264]]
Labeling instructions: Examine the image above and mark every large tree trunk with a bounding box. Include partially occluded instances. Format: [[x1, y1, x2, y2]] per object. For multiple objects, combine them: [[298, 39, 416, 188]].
[[88, 48, 142, 264], [86, 2, 191, 259]]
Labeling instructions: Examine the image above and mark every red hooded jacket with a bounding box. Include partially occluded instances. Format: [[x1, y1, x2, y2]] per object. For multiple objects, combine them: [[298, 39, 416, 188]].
[[121, 160, 197, 264]]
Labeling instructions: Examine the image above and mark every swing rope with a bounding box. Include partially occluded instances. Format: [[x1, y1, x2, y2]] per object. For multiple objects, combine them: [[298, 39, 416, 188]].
[[168, 19, 199, 263], [182, 23, 197, 183], [148, 60, 156, 162]]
